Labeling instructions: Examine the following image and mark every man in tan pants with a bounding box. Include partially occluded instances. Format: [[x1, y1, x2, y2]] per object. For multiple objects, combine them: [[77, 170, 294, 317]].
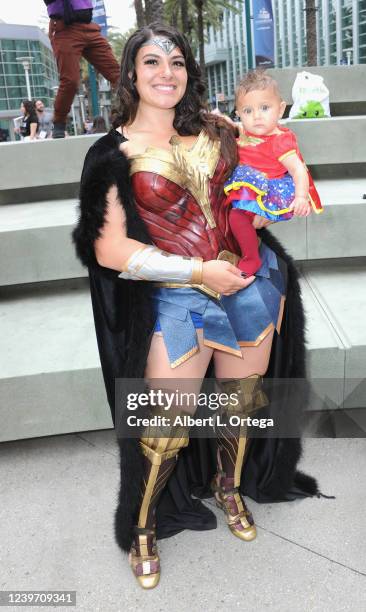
[[45, 0, 120, 137]]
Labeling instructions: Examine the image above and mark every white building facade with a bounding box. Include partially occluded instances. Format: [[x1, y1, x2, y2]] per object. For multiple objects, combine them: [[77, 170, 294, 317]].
[[275, 0, 366, 67], [204, 0, 366, 109]]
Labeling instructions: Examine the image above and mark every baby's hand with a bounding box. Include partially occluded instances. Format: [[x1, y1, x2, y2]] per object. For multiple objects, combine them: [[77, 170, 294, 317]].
[[289, 196, 312, 217]]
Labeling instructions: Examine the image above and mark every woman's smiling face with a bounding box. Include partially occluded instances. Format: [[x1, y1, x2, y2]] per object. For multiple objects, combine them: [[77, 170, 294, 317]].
[[132, 41, 188, 111]]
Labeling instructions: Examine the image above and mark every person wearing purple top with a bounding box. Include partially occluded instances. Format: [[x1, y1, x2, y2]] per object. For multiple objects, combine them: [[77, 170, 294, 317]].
[[44, 0, 120, 137]]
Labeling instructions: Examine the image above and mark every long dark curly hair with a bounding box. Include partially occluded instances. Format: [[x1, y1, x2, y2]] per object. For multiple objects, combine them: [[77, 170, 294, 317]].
[[112, 22, 237, 171]]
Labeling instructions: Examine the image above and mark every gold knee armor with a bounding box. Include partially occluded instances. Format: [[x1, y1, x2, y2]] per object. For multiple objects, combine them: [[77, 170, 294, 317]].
[[219, 374, 268, 418], [213, 375, 268, 542]]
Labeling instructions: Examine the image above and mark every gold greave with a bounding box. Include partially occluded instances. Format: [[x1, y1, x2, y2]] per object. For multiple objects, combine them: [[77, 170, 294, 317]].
[[138, 433, 189, 530], [217, 374, 268, 487], [130, 409, 189, 589], [213, 374, 268, 542]]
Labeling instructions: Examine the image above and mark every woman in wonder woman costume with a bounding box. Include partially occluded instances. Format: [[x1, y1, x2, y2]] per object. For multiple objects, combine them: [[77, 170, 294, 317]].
[[73, 23, 320, 589]]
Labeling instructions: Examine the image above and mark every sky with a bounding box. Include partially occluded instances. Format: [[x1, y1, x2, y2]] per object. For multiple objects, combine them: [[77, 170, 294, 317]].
[[0, 0, 136, 34]]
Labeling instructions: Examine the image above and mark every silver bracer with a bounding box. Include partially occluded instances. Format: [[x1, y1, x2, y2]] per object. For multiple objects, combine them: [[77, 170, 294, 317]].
[[118, 245, 203, 284]]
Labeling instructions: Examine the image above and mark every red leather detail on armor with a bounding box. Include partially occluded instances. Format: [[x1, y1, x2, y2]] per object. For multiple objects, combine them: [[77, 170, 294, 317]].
[[132, 158, 239, 260]]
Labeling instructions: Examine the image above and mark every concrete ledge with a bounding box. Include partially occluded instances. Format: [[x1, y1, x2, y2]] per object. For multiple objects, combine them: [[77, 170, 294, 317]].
[[0, 200, 86, 285], [302, 260, 366, 405], [0, 281, 112, 442], [300, 276, 345, 409], [268, 65, 366, 105], [1, 118, 365, 203], [0, 134, 99, 192], [0, 369, 112, 443], [1, 266, 365, 440], [269, 178, 366, 261], [282, 116, 366, 165], [2, 177, 366, 286]]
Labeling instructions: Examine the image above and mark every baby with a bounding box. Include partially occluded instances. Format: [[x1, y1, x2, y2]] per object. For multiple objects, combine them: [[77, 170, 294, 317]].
[[225, 70, 323, 277]]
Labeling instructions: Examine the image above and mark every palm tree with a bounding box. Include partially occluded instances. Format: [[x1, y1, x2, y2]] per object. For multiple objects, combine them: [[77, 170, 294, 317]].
[[194, 0, 205, 74], [107, 28, 136, 62], [134, 0, 145, 27], [180, 0, 189, 33], [165, 0, 240, 75], [145, 0, 165, 23], [304, 0, 318, 66]]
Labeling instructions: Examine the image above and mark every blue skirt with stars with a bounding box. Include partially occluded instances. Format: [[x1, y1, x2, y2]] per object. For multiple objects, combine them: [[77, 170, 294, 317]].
[[226, 164, 295, 222]]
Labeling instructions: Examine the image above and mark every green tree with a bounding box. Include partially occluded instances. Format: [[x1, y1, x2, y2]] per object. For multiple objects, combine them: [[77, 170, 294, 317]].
[[107, 27, 135, 63]]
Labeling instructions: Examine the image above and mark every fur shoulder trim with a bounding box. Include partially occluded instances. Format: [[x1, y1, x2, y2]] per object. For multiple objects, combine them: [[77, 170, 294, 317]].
[[72, 135, 151, 269]]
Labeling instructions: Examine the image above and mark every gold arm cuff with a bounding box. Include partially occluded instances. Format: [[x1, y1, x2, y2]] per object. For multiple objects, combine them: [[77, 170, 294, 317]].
[[191, 257, 203, 284]]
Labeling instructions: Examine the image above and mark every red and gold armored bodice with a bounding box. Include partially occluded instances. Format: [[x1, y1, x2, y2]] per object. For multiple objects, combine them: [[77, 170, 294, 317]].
[[129, 130, 238, 260]]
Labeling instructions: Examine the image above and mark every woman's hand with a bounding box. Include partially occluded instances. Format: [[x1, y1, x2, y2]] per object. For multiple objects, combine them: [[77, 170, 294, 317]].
[[202, 260, 254, 295], [252, 215, 273, 229]]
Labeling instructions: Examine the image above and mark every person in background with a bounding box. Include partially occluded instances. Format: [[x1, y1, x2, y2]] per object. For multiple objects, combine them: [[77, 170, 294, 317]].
[[0, 128, 9, 142], [18, 100, 38, 141], [44, 0, 120, 138], [91, 115, 107, 133], [35, 100, 53, 139], [83, 119, 93, 134]]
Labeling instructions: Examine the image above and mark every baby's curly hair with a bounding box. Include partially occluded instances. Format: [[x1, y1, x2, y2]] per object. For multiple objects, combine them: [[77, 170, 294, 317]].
[[235, 69, 282, 103]]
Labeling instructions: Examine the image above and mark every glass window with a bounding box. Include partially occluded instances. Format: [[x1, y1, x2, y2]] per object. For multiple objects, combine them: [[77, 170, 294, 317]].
[[7, 86, 25, 98], [6, 74, 26, 87], [14, 40, 28, 52], [2, 40, 16, 51], [2, 50, 18, 63]]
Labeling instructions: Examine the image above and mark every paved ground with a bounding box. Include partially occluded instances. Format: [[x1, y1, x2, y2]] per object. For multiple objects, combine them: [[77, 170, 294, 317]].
[[1, 432, 365, 612]]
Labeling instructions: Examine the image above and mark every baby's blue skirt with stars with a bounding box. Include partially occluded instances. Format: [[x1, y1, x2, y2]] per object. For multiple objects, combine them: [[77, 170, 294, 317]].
[[226, 164, 295, 222]]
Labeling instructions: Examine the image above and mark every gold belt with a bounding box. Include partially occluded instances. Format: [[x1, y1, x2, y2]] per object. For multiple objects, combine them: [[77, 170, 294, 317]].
[[154, 250, 240, 300]]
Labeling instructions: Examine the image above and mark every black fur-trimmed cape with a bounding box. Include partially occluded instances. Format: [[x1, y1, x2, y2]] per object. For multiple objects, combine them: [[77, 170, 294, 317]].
[[73, 129, 319, 553]]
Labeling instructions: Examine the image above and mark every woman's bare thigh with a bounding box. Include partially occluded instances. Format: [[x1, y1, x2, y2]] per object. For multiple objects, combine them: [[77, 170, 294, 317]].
[[144, 329, 214, 414], [213, 329, 275, 379]]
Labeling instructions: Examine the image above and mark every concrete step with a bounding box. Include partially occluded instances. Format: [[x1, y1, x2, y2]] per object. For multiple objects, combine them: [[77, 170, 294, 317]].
[[301, 259, 366, 411], [282, 116, 366, 166], [1, 177, 365, 286], [0, 199, 86, 285], [0, 117, 365, 204], [0, 280, 112, 442], [268, 177, 366, 261], [1, 264, 365, 442], [0, 135, 99, 204]]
